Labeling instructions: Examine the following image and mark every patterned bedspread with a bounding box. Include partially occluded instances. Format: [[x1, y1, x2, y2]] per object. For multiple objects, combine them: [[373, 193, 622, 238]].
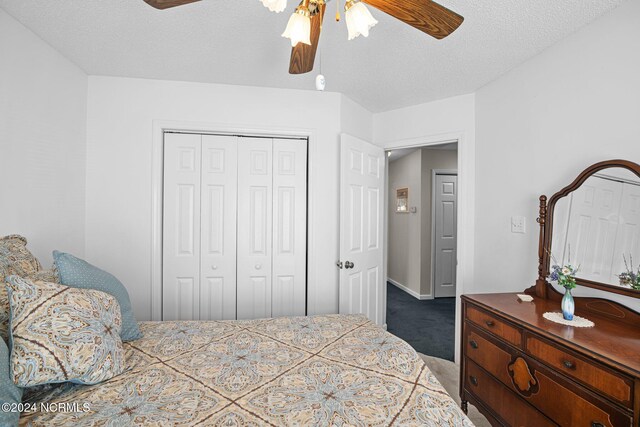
[[19, 314, 473, 426]]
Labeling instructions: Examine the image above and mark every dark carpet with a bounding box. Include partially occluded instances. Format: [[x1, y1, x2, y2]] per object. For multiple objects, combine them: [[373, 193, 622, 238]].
[[386, 282, 456, 361]]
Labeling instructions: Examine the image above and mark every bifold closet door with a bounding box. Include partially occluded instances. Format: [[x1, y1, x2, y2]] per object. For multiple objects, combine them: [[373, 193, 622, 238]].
[[200, 135, 238, 320], [272, 139, 307, 317], [236, 138, 307, 319], [163, 133, 237, 321], [163, 133, 202, 320], [237, 138, 273, 319], [164, 133, 307, 321]]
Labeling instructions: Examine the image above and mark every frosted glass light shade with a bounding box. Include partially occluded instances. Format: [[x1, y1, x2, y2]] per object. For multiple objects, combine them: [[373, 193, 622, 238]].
[[259, 0, 287, 13], [345, 2, 378, 40], [282, 10, 311, 47]]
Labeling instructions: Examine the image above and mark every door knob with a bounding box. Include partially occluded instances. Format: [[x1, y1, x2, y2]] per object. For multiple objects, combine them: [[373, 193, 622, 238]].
[[336, 261, 344, 269], [211, 265, 218, 270], [255, 264, 262, 270], [345, 261, 354, 269]]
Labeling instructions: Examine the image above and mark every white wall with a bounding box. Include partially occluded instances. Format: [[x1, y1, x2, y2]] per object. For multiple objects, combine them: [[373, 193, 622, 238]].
[[341, 95, 373, 142], [0, 9, 87, 265], [388, 150, 422, 295], [86, 76, 373, 320], [474, 0, 640, 310]]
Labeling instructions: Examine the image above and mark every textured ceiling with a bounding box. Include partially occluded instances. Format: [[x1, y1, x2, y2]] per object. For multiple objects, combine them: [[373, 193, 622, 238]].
[[0, 0, 625, 112]]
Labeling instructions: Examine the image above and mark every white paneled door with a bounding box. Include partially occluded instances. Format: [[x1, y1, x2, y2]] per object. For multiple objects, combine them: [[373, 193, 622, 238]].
[[614, 182, 640, 278], [434, 174, 458, 298], [565, 177, 622, 283], [236, 138, 273, 320], [272, 139, 307, 317], [200, 135, 238, 320], [163, 132, 306, 321], [339, 134, 385, 326], [563, 176, 640, 284], [163, 133, 202, 320]]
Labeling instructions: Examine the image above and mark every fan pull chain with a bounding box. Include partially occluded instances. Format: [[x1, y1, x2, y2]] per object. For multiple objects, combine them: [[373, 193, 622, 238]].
[[335, 0, 341, 21]]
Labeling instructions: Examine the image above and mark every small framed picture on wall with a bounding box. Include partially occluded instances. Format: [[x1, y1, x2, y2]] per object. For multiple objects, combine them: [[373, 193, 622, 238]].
[[396, 188, 408, 213]]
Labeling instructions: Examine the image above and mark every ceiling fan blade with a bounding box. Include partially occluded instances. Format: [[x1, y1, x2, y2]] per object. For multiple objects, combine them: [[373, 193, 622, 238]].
[[289, 2, 326, 75], [361, 0, 463, 39], [143, 0, 201, 10]]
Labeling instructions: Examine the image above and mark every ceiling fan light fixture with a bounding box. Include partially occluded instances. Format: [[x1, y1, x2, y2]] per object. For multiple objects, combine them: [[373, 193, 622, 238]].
[[282, 4, 312, 47], [345, 0, 378, 40], [259, 0, 287, 13]]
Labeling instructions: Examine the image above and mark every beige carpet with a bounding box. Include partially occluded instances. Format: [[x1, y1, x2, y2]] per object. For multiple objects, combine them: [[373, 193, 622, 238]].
[[418, 354, 491, 427]]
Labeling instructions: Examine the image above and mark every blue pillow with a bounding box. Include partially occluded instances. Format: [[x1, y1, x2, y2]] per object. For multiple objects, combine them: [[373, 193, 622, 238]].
[[1, 338, 22, 426], [53, 251, 142, 342]]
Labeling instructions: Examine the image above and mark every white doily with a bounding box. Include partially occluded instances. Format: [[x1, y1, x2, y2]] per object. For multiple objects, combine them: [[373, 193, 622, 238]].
[[543, 312, 594, 327]]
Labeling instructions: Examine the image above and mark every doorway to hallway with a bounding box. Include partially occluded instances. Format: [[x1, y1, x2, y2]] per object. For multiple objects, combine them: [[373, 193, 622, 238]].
[[385, 142, 458, 361]]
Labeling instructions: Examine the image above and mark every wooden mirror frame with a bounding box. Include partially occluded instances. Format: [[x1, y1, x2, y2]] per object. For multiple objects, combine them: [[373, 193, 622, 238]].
[[527, 159, 640, 300]]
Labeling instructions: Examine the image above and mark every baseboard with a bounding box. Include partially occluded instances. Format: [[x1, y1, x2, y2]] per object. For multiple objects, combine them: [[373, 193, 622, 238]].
[[387, 278, 432, 300]]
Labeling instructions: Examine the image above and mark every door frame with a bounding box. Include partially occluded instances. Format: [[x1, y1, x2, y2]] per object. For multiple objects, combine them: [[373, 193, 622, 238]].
[[382, 131, 474, 363], [431, 169, 458, 298], [150, 120, 313, 321]]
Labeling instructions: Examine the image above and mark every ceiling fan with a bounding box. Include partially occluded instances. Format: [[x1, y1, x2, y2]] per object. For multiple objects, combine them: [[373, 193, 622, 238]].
[[143, 0, 463, 75]]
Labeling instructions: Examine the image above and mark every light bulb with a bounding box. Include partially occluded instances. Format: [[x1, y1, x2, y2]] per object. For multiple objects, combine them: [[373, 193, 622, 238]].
[[282, 6, 311, 47], [259, 0, 287, 13], [345, 1, 378, 40]]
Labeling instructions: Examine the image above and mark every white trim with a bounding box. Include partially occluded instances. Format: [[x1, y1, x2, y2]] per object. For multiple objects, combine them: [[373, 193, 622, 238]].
[[431, 169, 458, 299], [387, 278, 432, 300], [151, 119, 317, 321], [381, 131, 474, 364]]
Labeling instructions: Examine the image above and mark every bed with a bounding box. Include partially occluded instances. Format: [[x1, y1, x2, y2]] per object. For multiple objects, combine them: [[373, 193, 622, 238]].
[[19, 314, 472, 426]]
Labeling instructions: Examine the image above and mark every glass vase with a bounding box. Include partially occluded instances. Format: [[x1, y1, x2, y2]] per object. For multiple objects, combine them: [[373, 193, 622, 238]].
[[561, 288, 575, 321]]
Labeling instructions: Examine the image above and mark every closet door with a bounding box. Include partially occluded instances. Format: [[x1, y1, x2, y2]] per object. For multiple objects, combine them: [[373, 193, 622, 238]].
[[237, 138, 273, 319], [200, 135, 237, 320], [163, 133, 202, 320], [272, 139, 307, 317]]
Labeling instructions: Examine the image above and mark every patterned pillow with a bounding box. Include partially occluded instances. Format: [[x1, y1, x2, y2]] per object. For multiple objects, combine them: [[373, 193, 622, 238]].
[[0, 268, 59, 343], [0, 235, 57, 343], [5, 276, 126, 387], [0, 338, 22, 427], [53, 251, 142, 342], [0, 289, 12, 343], [0, 235, 42, 279]]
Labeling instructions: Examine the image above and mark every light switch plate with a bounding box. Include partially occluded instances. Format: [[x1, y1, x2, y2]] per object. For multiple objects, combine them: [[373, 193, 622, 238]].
[[511, 216, 526, 234]]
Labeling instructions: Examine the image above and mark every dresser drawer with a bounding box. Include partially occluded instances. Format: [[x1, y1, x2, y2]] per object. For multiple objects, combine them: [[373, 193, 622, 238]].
[[465, 327, 514, 385], [466, 304, 521, 348], [520, 360, 632, 427], [464, 359, 557, 427], [464, 326, 632, 427], [526, 334, 634, 408]]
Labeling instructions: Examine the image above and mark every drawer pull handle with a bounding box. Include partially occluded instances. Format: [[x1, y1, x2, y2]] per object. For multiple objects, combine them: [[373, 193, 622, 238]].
[[469, 340, 478, 349], [469, 376, 478, 386], [485, 320, 495, 327], [562, 360, 575, 369], [591, 422, 604, 427]]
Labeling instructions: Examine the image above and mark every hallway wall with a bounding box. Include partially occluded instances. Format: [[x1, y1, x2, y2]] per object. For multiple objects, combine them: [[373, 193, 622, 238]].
[[420, 148, 458, 296], [388, 150, 422, 296]]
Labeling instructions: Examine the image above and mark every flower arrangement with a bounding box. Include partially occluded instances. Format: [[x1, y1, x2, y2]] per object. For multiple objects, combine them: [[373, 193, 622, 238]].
[[549, 264, 579, 290], [619, 254, 640, 290]]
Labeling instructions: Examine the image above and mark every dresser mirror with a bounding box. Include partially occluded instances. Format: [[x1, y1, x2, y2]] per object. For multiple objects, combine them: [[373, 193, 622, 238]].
[[535, 160, 640, 298]]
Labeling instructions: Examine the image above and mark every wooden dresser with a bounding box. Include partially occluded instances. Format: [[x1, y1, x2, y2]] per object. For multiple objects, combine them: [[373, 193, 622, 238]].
[[460, 293, 640, 427]]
